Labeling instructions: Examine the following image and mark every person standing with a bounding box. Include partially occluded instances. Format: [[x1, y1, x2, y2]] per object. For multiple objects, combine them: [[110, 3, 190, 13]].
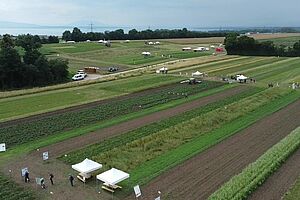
[[40, 178, 46, 189], [69, 175, 74, 187], [49, 173, 54, 185], [24, 171, 30, 183]]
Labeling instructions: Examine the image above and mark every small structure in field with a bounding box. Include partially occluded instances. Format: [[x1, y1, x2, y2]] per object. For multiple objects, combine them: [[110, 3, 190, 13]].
[[236, 75, 248, 83], [66, 41, 76, 44], [192, 71, 203, 77], [125, 40, 130, 43], [182, 47, 192, 51], [98, 40, 104, 43], [142, 52, 151, 57], [97, 168, 130, 193], [155, 41, 160, 45], [156, 67, 168, 74], [86, 40, 91, 42], [216, 47, 224, 52], [193, 47, 206, 52], [72, 158, 102, 183], [84, 67, 98, 74]]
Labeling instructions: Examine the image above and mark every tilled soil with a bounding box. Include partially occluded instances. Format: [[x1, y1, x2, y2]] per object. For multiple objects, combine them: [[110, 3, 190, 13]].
[[134, 99, 300, 200], [249, 148, 300, 200]]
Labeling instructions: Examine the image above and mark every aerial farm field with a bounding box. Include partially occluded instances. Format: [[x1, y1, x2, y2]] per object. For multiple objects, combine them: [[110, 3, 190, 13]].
[[1, 35, 300, 200], [41, 40, 214, 73]]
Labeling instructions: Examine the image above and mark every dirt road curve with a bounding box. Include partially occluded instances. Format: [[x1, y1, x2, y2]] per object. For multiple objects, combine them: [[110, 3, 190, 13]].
[[31, 86, 248, 158], [249, 148, 300, 200], [137, 99, 300, 200]]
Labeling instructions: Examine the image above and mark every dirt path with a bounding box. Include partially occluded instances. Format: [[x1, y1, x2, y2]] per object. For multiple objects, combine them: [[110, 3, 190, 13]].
[[249, 148, 300, 200], [135, 99, 300, 200], [29, 85, 248, 158], [1, 86, 248, 200]]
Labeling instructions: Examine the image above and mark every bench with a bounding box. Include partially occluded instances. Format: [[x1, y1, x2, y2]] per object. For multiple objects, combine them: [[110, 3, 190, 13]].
[[102, 185, 114, 193]]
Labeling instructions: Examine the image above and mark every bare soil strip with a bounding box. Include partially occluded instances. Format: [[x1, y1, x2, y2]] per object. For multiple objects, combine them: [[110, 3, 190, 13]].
[[248, 148, 300, 200], [30, 86, 248, 158], [136, 99, 300, 200]]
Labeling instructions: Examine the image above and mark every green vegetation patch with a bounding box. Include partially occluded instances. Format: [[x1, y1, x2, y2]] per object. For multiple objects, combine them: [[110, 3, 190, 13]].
[[284, 176, 300, 200], [1, 81, 223, 147], [209, 127, 300, 200], [62, 86, 262, 165], [0, 174, 36, 200]]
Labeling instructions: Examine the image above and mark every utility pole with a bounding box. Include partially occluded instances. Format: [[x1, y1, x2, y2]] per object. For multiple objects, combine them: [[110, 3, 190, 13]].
[[90, 22, 94, 32]]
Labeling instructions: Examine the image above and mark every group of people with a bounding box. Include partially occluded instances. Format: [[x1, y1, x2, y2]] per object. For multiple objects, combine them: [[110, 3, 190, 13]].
[[292, 82, 300, 89], [24, 171, 75, 189]]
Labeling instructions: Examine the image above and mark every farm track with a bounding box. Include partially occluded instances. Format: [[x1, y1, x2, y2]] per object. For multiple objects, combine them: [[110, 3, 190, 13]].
[[0, 83, 180, 128], [136, 99, 300, 200], [248, 148, 300, 200], [29, 85, 249, 158]]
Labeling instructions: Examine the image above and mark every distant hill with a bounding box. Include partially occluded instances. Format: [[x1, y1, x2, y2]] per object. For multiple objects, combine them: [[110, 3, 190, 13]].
[[0, 21, 40, 28]]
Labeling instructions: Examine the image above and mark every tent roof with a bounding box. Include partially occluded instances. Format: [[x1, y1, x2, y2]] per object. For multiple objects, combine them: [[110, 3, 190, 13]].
[[72, 158, 102, 174], [192, 71, 203, 76], [237, 75, 248, 80], [160, 67, 168, 71], [142, 52, 151, 55], [97, 168, 129, 185]]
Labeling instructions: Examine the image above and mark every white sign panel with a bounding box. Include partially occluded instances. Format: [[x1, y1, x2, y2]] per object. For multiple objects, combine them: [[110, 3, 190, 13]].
[[0, 143, 6, 152], [21, 168, 28, 177], [134, 185, 142, 198], [35, 177, 42, 185], [42, 152, 49, 161]]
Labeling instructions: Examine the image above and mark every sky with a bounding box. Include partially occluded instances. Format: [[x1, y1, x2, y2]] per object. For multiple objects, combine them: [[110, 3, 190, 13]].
[[0, 0, 299, 28]]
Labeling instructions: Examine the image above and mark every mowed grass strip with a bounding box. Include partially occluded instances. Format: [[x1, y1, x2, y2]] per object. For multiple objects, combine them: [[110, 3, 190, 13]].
[[209, 127, 300, 200], [62, 86, 261, 165], [0, 75, 182, 121]]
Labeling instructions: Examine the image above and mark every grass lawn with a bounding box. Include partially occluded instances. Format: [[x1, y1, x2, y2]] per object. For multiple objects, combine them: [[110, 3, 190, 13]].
[[0, 74, 182, 121], [41, 41, 214, 73]]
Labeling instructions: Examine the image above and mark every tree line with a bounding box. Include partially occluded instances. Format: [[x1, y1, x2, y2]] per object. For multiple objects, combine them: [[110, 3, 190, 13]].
[[0, 34, 69, 90], [62, 27, 229, 42], [225, 33, 300, 57]]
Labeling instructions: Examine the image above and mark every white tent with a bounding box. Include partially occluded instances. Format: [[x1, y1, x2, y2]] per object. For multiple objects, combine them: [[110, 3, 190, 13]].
[[182, 47, 192, 51], [97, 168, 129, 186], [237, 75, 248, 80], [192, 71, 203, 76], [155, 41, 160, 45], [142, 52, 151, 56], [72, 158, 102, 174], [193, 47, 206, 52], [98, 40, 104, 43]]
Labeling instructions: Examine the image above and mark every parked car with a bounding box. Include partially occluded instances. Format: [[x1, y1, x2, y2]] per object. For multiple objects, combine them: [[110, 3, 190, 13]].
[[72, 74, 85, 81], [77, 70, 87, 77]]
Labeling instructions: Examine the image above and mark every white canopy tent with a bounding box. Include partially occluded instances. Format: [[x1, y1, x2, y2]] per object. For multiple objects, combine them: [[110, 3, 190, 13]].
[[72, 158, 102, 180], [142, 52, 151, 56], [182, 47, 192, 51], [192, 71, 203, 77], [237, 75, 248, 81], [97, 168, 129, 186]]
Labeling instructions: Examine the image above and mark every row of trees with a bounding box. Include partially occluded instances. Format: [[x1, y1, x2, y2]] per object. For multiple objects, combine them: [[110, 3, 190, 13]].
[[225, 33, 300, 57], [0, 34, 69, 90], [62, 27, 228, 42]]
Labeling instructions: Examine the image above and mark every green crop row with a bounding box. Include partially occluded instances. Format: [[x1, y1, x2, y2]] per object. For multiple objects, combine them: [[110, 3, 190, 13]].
[[208, 127, 300, 200], [0, 81, 224, 147], [0, 174, 36, 200], [61, 86, 262, 165]]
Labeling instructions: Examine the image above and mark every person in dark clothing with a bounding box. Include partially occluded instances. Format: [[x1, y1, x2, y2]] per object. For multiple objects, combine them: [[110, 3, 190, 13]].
[[24, 171, 30, 183], [49, 173, 54, 185], [69, 175, 74, 187], [40, 178, 46, 189]]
